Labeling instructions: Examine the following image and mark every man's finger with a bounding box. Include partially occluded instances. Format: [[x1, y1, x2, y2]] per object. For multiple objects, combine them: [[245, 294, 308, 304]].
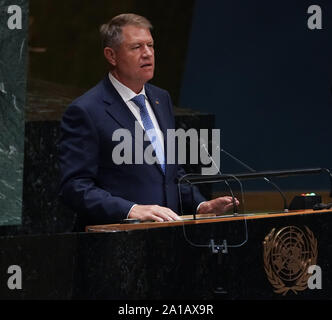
[[164, 208, 181, 221], [152, 207, 179, 221], [150, 214, 165, 222], [223, 202, 238, 213]]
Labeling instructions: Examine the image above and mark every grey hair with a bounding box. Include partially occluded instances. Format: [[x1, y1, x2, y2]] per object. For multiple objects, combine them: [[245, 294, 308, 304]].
[[100, 13, 153, 49]]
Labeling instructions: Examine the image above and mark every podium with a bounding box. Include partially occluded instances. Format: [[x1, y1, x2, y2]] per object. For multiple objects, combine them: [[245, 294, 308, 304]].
[[0, 208, 331, 299], [79, 209, 332, 299]]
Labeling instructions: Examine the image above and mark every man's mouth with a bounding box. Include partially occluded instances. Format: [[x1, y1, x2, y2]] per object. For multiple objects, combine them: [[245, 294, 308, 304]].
[[140, 63, 153, 68]]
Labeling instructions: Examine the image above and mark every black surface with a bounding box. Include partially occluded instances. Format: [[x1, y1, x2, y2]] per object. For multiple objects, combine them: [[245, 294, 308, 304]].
[[0, 211, 330, 299]]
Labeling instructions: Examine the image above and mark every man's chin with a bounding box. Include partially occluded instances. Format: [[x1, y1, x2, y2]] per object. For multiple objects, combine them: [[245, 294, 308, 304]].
[[142, 72, 154, 82]]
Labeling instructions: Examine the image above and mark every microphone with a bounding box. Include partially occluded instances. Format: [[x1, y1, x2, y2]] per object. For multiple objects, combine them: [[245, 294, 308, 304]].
[[322, 168, 332, 198], [200, 141, 239, 215], [181, 168, 325, 182], [313, 202, 332, 210], [218, 147, 289, 212]]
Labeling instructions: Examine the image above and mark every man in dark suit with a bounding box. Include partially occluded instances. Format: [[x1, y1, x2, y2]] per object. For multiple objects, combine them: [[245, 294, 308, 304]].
[[58, 13, 238, 229]]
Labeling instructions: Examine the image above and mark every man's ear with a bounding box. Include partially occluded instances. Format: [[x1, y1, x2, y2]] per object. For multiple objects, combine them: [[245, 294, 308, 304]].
[[104, 47, 117, 67]]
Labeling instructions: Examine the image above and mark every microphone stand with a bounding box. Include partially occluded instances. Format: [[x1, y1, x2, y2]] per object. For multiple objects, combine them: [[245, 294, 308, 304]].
[[220, 148, 289, 212], [210, 239, 228, 297], [180, 167, 331, 215], [200, 143, 239, 216]]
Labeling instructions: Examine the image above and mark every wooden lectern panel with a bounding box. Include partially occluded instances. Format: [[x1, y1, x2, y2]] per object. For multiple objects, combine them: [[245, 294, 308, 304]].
[[86, 209, 332, 232]]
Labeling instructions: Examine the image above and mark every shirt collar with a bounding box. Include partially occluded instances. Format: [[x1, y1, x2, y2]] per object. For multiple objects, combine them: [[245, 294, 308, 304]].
[[108, 72, 146, 103]]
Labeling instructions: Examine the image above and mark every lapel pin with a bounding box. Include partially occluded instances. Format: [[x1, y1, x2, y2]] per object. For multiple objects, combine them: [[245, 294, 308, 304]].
[[155, 100, 159, 105]]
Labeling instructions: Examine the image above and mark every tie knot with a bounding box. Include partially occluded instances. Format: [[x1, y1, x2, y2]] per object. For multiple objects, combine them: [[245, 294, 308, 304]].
[[131, 94, 146, 110]]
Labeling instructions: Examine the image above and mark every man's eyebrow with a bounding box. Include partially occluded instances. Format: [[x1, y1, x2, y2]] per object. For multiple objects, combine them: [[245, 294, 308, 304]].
[[127, 40, 154, 46]]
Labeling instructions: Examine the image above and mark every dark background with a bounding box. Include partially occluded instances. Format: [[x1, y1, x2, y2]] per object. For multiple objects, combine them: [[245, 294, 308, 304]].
[[28, 0, 332, 193], [180, 0, 332, 191], [28, 0, 195, 104]]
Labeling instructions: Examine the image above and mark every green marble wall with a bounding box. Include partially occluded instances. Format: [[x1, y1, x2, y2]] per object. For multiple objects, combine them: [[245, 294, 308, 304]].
[[0, 0, 28, 225]]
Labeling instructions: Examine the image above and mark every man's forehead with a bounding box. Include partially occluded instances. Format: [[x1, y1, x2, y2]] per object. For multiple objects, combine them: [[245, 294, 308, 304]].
[[121, 25, 153, 42]]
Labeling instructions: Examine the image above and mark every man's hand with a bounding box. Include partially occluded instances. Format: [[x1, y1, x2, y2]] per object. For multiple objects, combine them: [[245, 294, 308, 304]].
[[197, 196, 240, 215], [128, 205, 181, 222]]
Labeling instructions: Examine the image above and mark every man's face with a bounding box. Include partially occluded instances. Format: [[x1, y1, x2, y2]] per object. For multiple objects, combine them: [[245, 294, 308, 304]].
[[108, 25, 155, 92]]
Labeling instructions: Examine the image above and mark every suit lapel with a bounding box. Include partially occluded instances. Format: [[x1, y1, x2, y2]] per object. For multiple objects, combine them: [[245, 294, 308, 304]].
[[102, 77, 166, 175], [102, 76, 138, 137]]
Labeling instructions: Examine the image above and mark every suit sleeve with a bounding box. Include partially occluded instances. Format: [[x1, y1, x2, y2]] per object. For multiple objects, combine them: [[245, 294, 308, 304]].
[[58, 104, 135, 225]]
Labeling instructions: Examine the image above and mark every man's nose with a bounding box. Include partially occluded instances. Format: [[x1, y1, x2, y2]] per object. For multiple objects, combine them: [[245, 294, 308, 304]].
[[142, 45, 153, 57]]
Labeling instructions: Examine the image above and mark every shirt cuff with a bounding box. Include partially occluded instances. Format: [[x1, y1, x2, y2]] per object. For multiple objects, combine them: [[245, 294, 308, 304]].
[[127, 204, 137, 218], [196, 201, 206, 213]]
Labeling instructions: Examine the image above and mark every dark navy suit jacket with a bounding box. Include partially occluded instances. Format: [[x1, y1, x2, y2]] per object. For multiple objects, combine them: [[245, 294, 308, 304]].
[[58, 76, 205, 228]]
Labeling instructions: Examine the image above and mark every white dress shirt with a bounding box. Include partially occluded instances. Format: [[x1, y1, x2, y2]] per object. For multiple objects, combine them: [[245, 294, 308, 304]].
[[108, 73, 164, 152]]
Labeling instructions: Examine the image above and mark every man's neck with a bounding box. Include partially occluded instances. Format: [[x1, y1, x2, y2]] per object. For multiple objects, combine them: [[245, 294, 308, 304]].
[[108, 73, 146, 104], [110, 71, 144, 94]]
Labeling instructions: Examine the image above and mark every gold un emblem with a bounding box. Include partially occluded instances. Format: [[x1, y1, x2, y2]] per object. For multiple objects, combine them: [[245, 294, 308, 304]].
[[263, 226, 318, 295]]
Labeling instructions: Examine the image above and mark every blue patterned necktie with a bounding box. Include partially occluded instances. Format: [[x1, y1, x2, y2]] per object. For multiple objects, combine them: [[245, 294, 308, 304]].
[[131, 94, 165, 173]]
